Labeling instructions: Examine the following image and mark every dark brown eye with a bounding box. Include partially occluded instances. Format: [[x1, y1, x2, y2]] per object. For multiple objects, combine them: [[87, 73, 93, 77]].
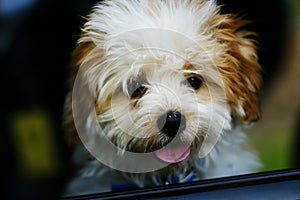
[[128, 81, 147, 99], [187, 75, 203, 90]]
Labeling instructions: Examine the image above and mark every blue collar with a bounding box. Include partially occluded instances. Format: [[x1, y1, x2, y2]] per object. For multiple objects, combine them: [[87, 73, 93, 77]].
[[112, 171, 197, 191]]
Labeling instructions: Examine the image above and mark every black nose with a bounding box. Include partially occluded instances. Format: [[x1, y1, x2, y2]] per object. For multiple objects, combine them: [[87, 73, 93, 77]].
[[157, 111, 186, 138]]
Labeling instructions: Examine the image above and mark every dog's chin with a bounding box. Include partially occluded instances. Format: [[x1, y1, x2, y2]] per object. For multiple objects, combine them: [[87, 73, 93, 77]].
[[152, 155, 195, 177], [151, 144, 202, 177], [120, 134, 201, 166]]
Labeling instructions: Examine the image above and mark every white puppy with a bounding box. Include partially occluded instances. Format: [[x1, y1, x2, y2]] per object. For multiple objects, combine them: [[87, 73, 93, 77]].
[[64, 0, 262, 195]]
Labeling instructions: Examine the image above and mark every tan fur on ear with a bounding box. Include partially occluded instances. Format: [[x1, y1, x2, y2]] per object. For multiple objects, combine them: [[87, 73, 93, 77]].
[[213, 15, 262, 124], [63, 92, 80, 144], [63, 36, 97, 145]]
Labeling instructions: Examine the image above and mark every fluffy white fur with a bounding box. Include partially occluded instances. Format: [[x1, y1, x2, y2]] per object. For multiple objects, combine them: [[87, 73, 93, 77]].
[[64, 0, 262, 196]]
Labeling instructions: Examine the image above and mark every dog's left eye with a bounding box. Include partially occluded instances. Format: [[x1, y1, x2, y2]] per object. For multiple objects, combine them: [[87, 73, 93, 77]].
[[128, 81, 147, 99], [186, 75, 203, 90]]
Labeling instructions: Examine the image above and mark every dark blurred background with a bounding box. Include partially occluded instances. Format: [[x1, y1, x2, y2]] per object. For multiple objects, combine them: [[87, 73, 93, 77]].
[[1, 0, 99, 199], [0, 0, 299, 199]]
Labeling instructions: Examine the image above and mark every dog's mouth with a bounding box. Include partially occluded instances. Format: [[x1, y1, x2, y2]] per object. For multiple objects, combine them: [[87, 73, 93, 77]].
[[154, 141, 191, 163], [153, 111, 191, 163]]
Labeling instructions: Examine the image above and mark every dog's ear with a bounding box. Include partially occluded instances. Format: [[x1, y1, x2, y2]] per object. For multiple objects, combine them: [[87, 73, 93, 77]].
[[214, 16, 262, 124], [63, 37, 96, 145]]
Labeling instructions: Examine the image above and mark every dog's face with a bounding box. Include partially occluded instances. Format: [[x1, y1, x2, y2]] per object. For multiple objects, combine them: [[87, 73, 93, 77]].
[[65, 0, 261, 172], [99, 61, 228, 159]]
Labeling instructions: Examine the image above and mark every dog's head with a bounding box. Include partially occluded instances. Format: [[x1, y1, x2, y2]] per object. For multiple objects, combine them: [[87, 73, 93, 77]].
[[65, 0, 261, 172]]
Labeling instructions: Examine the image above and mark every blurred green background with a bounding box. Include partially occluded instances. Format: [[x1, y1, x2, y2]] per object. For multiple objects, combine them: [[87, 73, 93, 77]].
[[247, 0, 300, 172]]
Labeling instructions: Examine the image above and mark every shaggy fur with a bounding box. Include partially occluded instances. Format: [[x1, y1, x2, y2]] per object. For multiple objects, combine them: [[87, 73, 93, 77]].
[[64, 0, 262, 196]]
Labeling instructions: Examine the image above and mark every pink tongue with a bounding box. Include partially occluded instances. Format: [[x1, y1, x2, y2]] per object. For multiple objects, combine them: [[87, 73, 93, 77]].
[[155, 145, 191, 163]]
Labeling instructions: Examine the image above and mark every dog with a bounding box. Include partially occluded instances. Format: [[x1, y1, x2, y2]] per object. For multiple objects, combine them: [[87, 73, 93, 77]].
[[63, 0, 262, 196]]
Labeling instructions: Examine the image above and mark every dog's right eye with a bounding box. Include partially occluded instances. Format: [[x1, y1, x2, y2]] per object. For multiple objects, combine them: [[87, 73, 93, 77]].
[[128, 81, 147, 99]]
